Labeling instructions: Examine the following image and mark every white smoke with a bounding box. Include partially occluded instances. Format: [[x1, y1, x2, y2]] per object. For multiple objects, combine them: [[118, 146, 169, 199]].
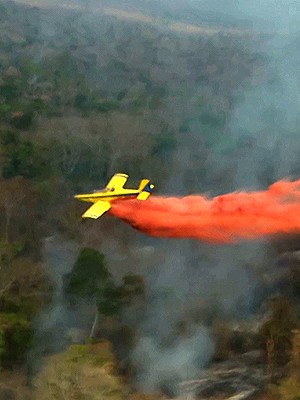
[[14, 0, 299, 394], [132, 326, 213, 395], [28, 236, 80, 375]]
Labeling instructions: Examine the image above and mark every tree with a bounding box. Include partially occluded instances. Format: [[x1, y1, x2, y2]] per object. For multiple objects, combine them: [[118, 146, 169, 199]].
[[64, 248, 110, 299], [270, 330, 300, 400], [1, 133, 52, 180], [64, 248, 122, 338], [0, 177, 32, 242], [259, 297, 297, 368], [64, 250, 147, 339], [0, 313, 33, 367]]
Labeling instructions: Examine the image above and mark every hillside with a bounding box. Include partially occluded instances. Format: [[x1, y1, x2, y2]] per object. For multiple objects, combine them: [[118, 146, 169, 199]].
[[0, 1, 299, 399]]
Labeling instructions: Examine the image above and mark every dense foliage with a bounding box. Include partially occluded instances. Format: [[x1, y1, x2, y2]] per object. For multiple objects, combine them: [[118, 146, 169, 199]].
[[0, 1, 299, 399]]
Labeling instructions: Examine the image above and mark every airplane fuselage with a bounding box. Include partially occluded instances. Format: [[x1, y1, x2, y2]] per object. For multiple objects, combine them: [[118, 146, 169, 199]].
[[74, 189, 140, 204]]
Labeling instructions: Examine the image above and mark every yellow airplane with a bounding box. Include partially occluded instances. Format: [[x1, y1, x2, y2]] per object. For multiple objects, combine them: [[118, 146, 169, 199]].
[[74, 173, 154, 219]]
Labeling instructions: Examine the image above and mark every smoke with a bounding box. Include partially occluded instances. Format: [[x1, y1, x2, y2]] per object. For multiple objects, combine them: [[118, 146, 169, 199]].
[[12, 0, 299, 394], [211, 36, 300, 190], [27, 237, 80, 377], [70, 2, 299, 396], [111, 180, 299, 394], [104, 3, 300, 391], [109, 179, 300, 242], [132, 326, 213, 395], [119, 236, 269, 395]]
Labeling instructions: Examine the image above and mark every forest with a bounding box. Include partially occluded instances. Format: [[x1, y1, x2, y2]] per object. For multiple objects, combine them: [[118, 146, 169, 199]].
[[0, 0, 299, 399]]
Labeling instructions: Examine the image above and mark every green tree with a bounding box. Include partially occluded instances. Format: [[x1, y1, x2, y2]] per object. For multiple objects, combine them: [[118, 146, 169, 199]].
[[151, 131, 176, 161], [64, 248, 111, 300], [74, 93, 90, 111], [0, 313, 33, 367], [0, 177, 32, 242], [64, 251, 147, 340], [0, 83, 21, 102], [10, 111, 33, 130], [93, 99, 119, 113], [0, 330, 4, 359], [1, 133, 52, 180], [64, 248, 122, 338]]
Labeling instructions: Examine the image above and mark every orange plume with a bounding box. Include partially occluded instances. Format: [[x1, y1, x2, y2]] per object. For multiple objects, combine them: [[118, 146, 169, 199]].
[[109, 179, 300, 243]]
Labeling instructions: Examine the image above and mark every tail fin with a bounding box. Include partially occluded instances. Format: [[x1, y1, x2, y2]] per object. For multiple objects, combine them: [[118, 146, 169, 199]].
[[138, 179, 150, 191], [137, 179, 154, 201]]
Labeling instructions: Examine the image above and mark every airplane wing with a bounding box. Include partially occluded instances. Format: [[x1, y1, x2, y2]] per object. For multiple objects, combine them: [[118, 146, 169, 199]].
[[82, 201, 111, 219], [106, 173, 128, 189]]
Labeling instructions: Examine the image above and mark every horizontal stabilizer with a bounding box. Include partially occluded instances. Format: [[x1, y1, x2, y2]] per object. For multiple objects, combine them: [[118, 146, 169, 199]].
[[137, 191, 151, 201], [82, 201, 111, 219]]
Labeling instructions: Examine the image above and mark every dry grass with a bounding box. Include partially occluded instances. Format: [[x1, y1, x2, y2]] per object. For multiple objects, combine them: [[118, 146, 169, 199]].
[[33, 341, 123, 400], [0, 368, 32, 400]]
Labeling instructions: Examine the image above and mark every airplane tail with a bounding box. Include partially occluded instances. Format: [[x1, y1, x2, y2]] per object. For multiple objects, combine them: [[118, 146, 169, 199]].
[[137, 179, 154, 200], [138, 179, 150, 191]]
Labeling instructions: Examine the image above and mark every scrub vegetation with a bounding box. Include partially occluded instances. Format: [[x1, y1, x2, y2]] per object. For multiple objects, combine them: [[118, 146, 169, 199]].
[[0, 1, 299, 399]]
